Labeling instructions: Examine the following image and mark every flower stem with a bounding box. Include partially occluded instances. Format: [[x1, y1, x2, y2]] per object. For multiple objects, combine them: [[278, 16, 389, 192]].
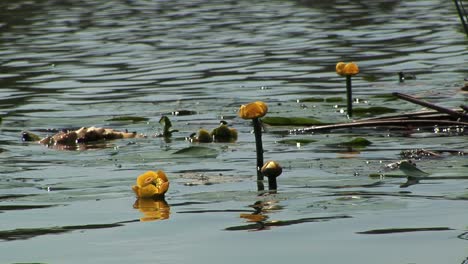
[[267, 177, 277, 192], [252, 118, 264, 186], [346, 75, 353, 118]]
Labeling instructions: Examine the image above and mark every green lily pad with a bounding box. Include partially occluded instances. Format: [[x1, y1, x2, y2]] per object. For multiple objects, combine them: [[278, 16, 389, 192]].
[[353, 106, 397, 116], [369, 173, 406, 179], [399, 161, 429, 177], [262, 116, 324, 126], [106, 116, 149, 123], [22, 131, 41, 142], [173, 146, 218, 157], [277, 138, 317, 145], [300, 97, 323, 103], [325, 97, 344, 103], [299, 97, 343, 103], [361, 75, 379, 82], [371, 94, 398, 102], [339, 137, 372, 147]]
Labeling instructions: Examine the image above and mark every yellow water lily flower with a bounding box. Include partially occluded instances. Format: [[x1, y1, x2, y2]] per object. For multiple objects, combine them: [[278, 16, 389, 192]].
[[238, 101, 268, 119], [132, 170, 169, 198]]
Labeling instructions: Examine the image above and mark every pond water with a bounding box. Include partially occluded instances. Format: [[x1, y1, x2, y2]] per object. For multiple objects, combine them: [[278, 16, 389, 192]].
[[0, 0, 467, 263]]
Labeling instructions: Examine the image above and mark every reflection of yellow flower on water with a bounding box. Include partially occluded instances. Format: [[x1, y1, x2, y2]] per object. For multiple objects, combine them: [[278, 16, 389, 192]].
[[240, 213, 268, 222], [133, 198, 170, 222], [238, 101, 268, 119], [132, 170, 169, 198]]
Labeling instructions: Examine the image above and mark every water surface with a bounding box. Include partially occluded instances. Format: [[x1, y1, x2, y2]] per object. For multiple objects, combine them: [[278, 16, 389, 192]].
[[0, 0, 467, 263]]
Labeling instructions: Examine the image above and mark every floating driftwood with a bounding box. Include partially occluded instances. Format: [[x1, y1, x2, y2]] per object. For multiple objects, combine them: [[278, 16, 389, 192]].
[[22, 126, 143, 150], [392, 92, 468, 121], [292, 92, 468, 133]]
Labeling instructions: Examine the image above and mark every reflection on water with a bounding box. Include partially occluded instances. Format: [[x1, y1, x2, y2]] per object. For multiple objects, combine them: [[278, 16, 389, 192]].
[[0, 0, 467, 263], [133, 198, 170, 222]]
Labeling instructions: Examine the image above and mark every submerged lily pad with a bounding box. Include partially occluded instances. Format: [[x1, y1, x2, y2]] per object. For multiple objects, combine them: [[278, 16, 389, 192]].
[[277, 138, 317, 145], [106, 116, 149, 123], [22, 131, 41, 142], [173, 146, 218, 157], [262, 116, 324, 126], [299, 97, 343, 103], [325, 97, 344, 103], [399, 161, 430, 177], [0, 223, 124, 241], [352, 106, 397, 116], [300, 97, 323, 103], [357, 227, 452, 234], [339, 137, 372, 147], [372, 94, 398, 102]]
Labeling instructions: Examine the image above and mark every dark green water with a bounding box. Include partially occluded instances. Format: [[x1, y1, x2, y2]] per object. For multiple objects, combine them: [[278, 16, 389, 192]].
[[0, 0, 467, 263]]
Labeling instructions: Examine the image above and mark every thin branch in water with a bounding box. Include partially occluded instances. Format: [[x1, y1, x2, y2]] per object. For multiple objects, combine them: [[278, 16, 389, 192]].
[[393, 92, 468, 120]]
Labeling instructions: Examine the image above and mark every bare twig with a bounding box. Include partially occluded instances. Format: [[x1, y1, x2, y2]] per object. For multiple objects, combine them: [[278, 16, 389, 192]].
[[393, 92, 468, 120], [292, 119, 468, 133]]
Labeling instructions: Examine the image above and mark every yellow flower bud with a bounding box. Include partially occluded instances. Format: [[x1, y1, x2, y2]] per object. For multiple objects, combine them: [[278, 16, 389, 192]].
[[336, 62, 346, 76], [238, 101, 268, 119], [132, 170, 169, 198], [197, 129, 213, 143], [260, 160, 283, 178], [343, 62, 359, 76]]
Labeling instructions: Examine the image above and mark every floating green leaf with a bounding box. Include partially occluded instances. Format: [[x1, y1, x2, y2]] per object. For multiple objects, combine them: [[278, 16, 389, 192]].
[[299, 97, 343, 103], [159, 115, 178, 137], [0, 223, 123, 241], [369, 173, 406, 179], [357, 227, 452, 234], [361, 75, 379, 82], [325, 97, 344, 103], [173, 146, 218, 157], [300, 97, 323, 103], [106, 116, 149, 122], [371, 94, 398, 102], [353, 106, 397, 116], [262, 116, 324, 126], [22, 131, 41, 142], [277, 138, 317, 145], [339, 137, 372, 147], [399, 161, 430, 177]]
